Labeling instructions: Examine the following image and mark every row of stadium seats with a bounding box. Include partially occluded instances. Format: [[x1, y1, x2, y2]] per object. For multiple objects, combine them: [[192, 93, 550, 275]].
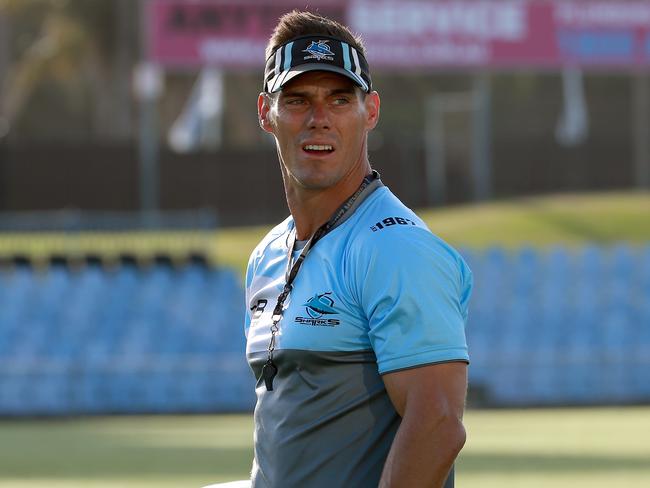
[[1, 251, 213, 269], [0, 263, 244, 358], [0, 360, 252, 415], [0, 262, 256, 414], [462, 245, 650, 406], [0, 245, 649, 414]]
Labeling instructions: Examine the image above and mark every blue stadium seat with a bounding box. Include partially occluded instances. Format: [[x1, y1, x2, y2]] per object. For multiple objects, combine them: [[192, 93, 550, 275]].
[[1, 246, 649, 415], [467, 245, 650, 407], [0, 374, 30, 415]]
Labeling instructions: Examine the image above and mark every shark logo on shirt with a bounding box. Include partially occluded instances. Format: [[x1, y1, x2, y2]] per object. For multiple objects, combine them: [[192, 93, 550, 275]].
[[304, 292, 337, 318], [295, 292, 341, 327]]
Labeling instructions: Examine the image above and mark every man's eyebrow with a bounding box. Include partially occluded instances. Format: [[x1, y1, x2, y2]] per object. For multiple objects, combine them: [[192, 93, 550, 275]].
[[280, 90, 309, 98], [328, 87, 356, 96]]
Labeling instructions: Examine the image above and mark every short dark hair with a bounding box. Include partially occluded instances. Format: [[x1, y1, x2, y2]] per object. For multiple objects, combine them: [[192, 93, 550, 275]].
[[266, 10, 366, 60]]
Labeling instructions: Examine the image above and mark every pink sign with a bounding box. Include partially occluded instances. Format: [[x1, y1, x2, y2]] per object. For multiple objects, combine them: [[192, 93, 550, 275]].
[[147, 0, 650, 69], [352, 0, 650, 68], [147, 0, 345, 68], [349, 0, 543, 68]]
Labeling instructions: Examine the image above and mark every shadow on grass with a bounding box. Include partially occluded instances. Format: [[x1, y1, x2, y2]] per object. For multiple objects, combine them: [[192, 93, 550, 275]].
[[457, 452, 650, 474]]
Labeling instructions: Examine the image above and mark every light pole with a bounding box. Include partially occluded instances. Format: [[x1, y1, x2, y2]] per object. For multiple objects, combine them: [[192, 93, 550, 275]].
[[134, 62, 164, 218]]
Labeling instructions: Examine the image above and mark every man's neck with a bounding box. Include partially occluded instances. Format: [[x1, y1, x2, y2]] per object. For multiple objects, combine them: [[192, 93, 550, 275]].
[[285, 169, 371, 240]]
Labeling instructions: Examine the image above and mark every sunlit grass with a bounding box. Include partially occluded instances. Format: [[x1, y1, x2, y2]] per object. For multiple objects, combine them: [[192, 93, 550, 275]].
[[1, 408, 649, 487]]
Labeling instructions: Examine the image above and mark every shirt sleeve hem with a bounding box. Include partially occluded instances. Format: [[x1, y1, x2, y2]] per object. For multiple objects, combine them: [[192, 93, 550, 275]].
[[377, 348, 469, 375]]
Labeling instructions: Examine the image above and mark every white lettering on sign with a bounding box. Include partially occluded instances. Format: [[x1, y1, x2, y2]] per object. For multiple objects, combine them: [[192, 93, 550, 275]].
[[350, 0, 526, 41], [367, 41, 489, 65], [199, 39, 267, 64], [556, 1, 650, 27]]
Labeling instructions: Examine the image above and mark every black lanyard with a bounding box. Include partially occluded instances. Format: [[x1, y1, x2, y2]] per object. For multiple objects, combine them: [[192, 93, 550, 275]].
[[261, 171, 382, 391]]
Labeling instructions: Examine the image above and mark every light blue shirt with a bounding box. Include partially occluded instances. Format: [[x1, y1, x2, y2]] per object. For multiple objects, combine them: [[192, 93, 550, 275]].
[[245, 183, 472, 487]]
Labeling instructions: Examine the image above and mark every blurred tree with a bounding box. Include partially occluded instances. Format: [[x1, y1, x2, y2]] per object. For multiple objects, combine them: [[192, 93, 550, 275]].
[[0, 0, 136, 141]]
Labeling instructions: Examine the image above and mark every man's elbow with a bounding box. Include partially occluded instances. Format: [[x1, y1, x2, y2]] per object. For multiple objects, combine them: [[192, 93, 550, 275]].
[[422, 410, 467, 457], [447, 417, 467, 457]]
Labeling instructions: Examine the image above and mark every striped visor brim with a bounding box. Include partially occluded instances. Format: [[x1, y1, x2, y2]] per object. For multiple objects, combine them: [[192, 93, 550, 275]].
[[263, 35, 372, 93]]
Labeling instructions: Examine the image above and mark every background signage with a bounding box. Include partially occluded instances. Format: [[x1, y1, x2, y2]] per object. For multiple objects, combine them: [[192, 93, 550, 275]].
[[147, 0, 650, 69]]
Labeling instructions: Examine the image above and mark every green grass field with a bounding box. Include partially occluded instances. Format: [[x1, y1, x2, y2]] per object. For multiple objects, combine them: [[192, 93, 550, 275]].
[[1, 407, 649, 487]]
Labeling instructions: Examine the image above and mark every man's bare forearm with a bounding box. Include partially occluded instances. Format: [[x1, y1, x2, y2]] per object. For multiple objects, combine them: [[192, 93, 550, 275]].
[[378, 412, 466, 488]]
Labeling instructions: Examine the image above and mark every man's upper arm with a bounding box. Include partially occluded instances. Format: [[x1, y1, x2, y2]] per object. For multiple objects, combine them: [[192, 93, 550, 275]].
[[379, 362, 467, 488], [352, 227, 472, 374], [382, 361, 468, 420]]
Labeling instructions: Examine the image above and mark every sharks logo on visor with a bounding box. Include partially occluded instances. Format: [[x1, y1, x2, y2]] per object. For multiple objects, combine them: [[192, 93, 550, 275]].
[[263, 35, 372, 93], [303, 40, 335, 61]]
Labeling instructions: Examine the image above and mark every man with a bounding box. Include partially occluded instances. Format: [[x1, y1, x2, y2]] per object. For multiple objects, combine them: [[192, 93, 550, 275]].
[[244, 11, 471, 488]]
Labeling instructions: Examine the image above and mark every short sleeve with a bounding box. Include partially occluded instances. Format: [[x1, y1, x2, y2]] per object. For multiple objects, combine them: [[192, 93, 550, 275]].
[[353, 227, 471, 374], [243, 217, 293, 339], [244, 250, 258, 337]]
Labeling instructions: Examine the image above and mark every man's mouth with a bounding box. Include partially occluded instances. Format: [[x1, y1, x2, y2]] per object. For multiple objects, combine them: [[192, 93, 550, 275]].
[[303, 144, 334, 154]]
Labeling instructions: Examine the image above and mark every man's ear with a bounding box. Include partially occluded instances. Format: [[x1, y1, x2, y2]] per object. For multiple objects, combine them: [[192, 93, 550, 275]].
[[258, 92, 275, 133], [364, 91, 380, 131]]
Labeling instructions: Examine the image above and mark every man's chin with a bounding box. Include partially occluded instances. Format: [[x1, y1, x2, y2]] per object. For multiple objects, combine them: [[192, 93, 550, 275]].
[[297, 179, 336, 191], [292, 172, 339, 191]]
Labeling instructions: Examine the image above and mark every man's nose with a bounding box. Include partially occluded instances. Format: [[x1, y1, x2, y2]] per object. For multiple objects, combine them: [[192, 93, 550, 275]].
[[308, 102, 330, 129]]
